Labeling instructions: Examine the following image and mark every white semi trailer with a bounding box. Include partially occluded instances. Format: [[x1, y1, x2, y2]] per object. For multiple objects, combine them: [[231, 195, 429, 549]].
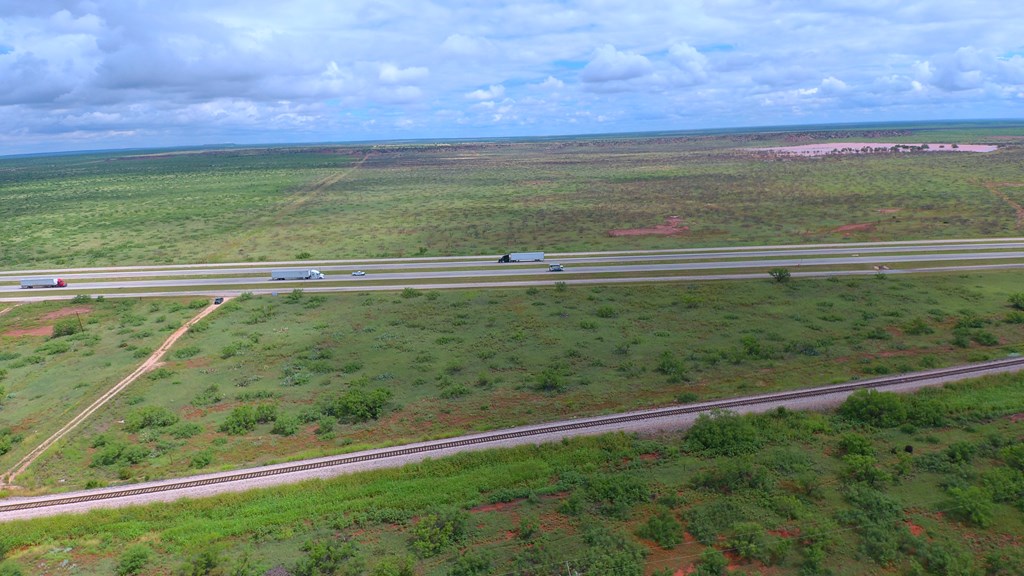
[[270, 269, 325, 280], [497, 252, 544, 263], [20, 278, 67, 289]]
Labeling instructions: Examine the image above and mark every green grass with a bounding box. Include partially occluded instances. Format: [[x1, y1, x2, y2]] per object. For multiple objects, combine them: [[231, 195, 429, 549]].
[[2, 124, 1023, 269], [0, 374, 1021, 575], [8, 269, 1024, 490]]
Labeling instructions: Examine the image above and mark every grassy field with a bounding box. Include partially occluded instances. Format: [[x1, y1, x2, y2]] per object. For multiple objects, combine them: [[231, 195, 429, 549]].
[[4, 268, 1023, 491], [0, 376, 1021, 575], [2, 123, 1023, 269]]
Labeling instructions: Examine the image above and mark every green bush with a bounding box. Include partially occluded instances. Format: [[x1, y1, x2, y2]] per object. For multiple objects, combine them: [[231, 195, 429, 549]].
[[124, 406, 179, 432], [190, 384, 223, 407], [293, 539, 363, 576], [326, 388, 392, 422], [838, 389, 908, 428], [272, 415, 299, 436], [448, 551, 491, 576], [694, 547, 728, 576], [1009, 293, 1024, 310], [219, 406, 257, 435], [255, 403, 278, 423], [116, 544, 151, 576], [684, 410, 762, 456], [636, 509, 682, 549], [691, 458, 771, 493], [948, 485, 994, 528], [836, 433, 875, 456], [51, 318, 82, 338], [411, 510, 467, 558], [173, 345, 201, 359], [189, 450, 213, 469]]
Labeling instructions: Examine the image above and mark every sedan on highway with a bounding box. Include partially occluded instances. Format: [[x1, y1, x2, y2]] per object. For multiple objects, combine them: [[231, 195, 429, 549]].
[[352, 271, 366, 276]]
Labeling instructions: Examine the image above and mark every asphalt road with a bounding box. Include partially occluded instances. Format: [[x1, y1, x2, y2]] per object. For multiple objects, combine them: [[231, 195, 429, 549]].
[[3, 238, 1024, 297]]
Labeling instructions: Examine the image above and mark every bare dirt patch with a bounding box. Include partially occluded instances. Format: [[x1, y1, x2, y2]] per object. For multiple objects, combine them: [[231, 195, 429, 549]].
[[878, 208, 901, 214], [470, 499, 523, 514], [41, 306, 92, 321], [833, 223, 875, 233], [4, 326, 52, 338], [753, 142, 998, 156], [609, 216, 689, 237]]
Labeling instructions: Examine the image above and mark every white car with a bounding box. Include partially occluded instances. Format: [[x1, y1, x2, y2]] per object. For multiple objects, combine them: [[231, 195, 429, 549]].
[[352, 271, 366, 276]]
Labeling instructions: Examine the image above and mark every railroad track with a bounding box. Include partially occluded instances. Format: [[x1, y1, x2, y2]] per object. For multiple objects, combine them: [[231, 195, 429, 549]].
[[3, 356, 1023, 516]]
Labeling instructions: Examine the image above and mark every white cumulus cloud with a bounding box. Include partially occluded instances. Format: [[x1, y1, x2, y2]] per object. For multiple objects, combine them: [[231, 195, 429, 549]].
[[466, 84, 505, 100], [581, 45, 653, 83]]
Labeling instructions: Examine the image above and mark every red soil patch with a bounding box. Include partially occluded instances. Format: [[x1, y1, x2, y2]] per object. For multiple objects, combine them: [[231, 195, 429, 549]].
[[4, 326, 52, 337], [905, 520, 925, 537], [833, 223, 875, 233], [1008, 413, 1024, 423], [41, 306, 92, 320], [878, 208, 901, 214], [609, 216, 689, 237]]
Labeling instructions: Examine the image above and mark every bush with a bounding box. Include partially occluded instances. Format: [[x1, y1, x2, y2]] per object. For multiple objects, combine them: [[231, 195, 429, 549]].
[[412, 510, 467, 557], [836, 433, 875, 456], [531, 367, 566, 392], [219, 406, 257, 435], [190, 450, 213, 469], [173, 345, 201, 359], [636, 509, 682, 549], [70, 294, 93, 303], [401, 287, 422, 299], [169, 422, 203, 439], [124, 406, 179, 432], [51, 318, 82, 338], [255, 403, 278, 423], [1009, 293, 1024, 311], [448, 551, 491, 576], [691, 458, 771, 493], [769, 267, 791, 283], [728, 522, 788, 565], [191, 384, 223, 407], [948, 485, 994, 527], [694, 547, 728, 576], [116, 545, 151, 576], [326, 388, 392, 422], [684, 410, 762, 456], [292, 539, 363, 576], [838, 389, 907, 428], [272, 414, 299, 436]]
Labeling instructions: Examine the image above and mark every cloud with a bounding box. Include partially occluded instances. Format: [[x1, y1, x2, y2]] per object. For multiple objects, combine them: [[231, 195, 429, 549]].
[[466, 84, 505, 100], [667, 43, 709, 85], [440, 33, 492, 57], [581, 45, 653, 83], [378, 63, 429, 85], [535, 75, 565, 90]]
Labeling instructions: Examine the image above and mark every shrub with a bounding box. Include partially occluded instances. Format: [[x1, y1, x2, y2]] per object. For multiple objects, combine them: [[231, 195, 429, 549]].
[[836, 433, 875, 456], [51, 318, 82, 338], [401, 287, 422, 299], [595, 306, 617, 318], [838, 389, 908, 428], [684, 410, 762, 456], [116, 545, 151, 576], [412, 510, 467, 557], [531, 367, 566, 392], [272, 415, 299, 436], [169, 422, 203, 439], [173, 345, 201, 359], [636, 509, 682, 549], [583, 474, 651, 518], [694, 547, 728, 576], [728, 522, 787, 565], [448, 551, 491, 576], [948, 485, 994, 527], [293, 539, 363, 576], [691, 459, 771, 493], [190, 450, 213, 469], [1009, 293, 1024, 310], [219, 406, 257, 435], [255, 403, 278, 423], [70, 294, 92, 303], [326, 388, 393, 422], [769, 267, 791, 283], [191, 384, 223, 407], [124, 406, 179, 432]]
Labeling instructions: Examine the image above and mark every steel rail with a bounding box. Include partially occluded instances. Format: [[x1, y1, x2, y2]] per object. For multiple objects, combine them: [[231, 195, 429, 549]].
[[2, 356, 1022, 514]]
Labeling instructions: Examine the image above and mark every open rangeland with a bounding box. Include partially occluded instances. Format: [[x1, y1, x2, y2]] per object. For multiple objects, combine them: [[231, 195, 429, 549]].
[[2, 123, 1023, 270], [2, 123, 1024, 575]]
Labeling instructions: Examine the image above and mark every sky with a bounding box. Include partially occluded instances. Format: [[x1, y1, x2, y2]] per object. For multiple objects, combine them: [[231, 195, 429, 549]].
[[1, 0, 1022, 155]]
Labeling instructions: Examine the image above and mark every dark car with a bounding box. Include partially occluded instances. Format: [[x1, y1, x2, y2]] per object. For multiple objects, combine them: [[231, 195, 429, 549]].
[[213, 297, 224, 305]]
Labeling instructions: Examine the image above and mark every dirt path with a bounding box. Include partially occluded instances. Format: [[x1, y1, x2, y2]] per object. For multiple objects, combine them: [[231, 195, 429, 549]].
[[0, 304, 20, 317], [984, 182, 1024, 228], [1, 299, 230, 487]]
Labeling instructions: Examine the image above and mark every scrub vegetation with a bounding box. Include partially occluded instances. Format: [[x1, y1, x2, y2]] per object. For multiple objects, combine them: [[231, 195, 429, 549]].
[[0, 376, 1021, 575], [1, 123, 1023, 269]]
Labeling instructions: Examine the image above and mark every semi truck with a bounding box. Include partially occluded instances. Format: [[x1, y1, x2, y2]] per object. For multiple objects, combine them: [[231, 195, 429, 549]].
[[20, 278, 67, 289], [270, 269, 325, 280], [497, 252, 544, 263]]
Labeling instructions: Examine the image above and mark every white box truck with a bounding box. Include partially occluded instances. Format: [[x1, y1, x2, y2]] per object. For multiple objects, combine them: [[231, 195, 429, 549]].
[[497, 252, 544, 263], [270, 269, 325, 280], [20, 278, 67, 289]]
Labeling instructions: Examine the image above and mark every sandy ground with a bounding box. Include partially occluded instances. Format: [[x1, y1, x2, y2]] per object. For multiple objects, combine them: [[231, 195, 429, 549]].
[[755, 142, 997, 155]]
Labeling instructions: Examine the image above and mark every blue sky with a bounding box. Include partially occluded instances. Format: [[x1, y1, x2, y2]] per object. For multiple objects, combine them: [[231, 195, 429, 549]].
[[1, 0, 1022, 155]]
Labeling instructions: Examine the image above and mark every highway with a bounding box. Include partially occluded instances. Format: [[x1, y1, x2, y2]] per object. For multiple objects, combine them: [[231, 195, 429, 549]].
[[3, 239, 1024, 298]]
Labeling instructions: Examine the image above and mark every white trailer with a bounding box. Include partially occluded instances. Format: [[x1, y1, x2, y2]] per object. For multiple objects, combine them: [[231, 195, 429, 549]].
[[498, 252, 544, 263], [270, 269, 325, 280], [20, 278, 67, 289]]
